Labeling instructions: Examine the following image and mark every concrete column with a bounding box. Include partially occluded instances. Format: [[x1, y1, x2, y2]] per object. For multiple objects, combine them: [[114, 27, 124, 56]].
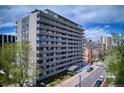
[[7, 35, 8, 43]]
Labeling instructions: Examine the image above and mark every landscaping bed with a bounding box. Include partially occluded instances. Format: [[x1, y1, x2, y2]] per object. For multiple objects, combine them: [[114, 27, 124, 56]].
[[39, 70, 76, 87], [102, 77, 113, 87]]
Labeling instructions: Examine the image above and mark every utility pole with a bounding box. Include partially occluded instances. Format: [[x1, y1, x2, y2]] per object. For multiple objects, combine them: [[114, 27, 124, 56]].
[[79, 75, 82, 87]]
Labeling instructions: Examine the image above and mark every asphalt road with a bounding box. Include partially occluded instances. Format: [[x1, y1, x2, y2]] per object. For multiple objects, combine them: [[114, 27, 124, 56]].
[[80, 66, 106, 87], [56, 62, 107, 87]]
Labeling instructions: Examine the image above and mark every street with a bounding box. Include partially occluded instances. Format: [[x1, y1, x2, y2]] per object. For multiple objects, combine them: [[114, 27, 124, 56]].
[[80, 66, 107, 87], [56, 62, 107, 87]]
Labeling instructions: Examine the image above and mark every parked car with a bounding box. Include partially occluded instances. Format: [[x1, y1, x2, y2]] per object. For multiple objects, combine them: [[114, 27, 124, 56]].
[[87, 67, 94, 72]]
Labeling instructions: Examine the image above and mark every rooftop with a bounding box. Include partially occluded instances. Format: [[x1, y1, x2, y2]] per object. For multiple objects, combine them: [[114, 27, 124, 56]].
[[31, 9, 83, 29]]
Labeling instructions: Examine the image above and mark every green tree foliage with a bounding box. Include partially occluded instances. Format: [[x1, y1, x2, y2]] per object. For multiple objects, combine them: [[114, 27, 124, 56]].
[[0, 41, 35, 87], [115, 62, 124, 87], [112, 33, 124, 55], [105, 48, 121, 76], [12, 41, 33, 87], [105, 33, 124, 86], [0, 43, 17, 86], [99, 53, 105, 61]]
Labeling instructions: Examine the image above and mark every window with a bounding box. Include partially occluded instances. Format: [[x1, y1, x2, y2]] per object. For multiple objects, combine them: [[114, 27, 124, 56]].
[[54, 14, 58, 18], [46, 65, 50, 68], [37, 60, 43, 63], [50, 53, 54, 56], [55, 47, 58, 50], [12, 36, 15, 42], [50, 58, 54, 62], [22, 37, 25, 40], [46, 47, 49, 50], [46, 59, 49, 63], [46, 71, 49, 74], [37, 54, 43, 57], [61, 47, 66, 50], [25, 31, 28, 34], [4, 35, 7, 42], [50, 47, 54, 50], [51, 42, 54, 45], [46, 53, 49, 56], [39, 73, 43, 76]]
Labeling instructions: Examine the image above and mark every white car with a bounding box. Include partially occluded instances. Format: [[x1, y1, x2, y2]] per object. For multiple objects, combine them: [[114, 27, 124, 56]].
[[99, 76, 104, 81], [100, 75, 104, 79]]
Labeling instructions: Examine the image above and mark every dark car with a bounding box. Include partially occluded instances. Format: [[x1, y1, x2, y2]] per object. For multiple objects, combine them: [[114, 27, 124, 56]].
[[94, 76, 104, 87], [94, 80, 102, 87], [87, 67, 94, 72]]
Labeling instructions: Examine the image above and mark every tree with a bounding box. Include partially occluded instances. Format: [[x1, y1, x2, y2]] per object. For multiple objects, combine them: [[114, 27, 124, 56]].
[[105, 33, 124, 86], [115, 62, 124, 86], [99, 53, 105, 61], [11, 41, 35, 87], [0, 43, 17, 86], [112, 33, 124, 86], [0, 41, 35, 87], [105, 48, 121, 76], [112, 33, 124, 55]]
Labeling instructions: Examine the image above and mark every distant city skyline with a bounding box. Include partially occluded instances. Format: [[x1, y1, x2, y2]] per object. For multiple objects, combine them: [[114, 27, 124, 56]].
[[0, 5, 124, 41]]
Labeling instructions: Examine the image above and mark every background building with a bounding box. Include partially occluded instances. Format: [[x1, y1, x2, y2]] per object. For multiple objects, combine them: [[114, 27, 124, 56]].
[[84, 39, 103, 62], [84, 39, 93, 63], [101, 36, 112, 53], [92, 40, 102, 61], [17, 9, 85, 81], [0, 34, 16, 48]]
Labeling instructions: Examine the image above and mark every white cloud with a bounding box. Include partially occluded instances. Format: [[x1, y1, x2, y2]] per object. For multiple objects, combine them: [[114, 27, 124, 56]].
[[103, 25, 109, 28], [0, 5, 123, 38], [3, 32, 16, 35], [0, 31, 16, 35], [1, 5, 124, 25], [85, 25, 111, 41], [59, 6, 124, 24], [0, 22, 16, 28]]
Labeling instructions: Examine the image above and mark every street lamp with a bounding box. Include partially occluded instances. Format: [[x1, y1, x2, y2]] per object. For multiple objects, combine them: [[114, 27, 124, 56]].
[[79, 75, 82, 87]]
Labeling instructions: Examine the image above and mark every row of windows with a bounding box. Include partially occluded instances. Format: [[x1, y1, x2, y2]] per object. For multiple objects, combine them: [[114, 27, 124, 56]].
[[37, 23, 80, 37], [37, 47, 69, 50], [37, 55, 82, 63], [39, 57, 82, 69], [0, 35, 16, 43], [37, 50, 82, 57], [37, 13, 83, 34], [40, 60, 82, 76], [56, 61, 81, 71], [37, 47, 82, 51], [37, 28, 82, 41], [37, 54, 82, 64], [21, 17, 29, 41], [37, 34, 82, 42], [37, 25, 82, 39], [37, 41, 61, 45], [22, 36, 28, 40], [37, 41, 82, 45]]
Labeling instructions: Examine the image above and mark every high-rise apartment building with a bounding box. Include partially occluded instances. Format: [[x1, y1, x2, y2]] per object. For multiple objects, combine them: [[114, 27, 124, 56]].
[[17, 9, 85, 81], [101, 36, 112, 53], [0, 34, 16, 48]]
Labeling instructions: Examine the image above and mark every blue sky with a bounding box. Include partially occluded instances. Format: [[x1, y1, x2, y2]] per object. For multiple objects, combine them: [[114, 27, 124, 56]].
[[0, 5, 124, 41]]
